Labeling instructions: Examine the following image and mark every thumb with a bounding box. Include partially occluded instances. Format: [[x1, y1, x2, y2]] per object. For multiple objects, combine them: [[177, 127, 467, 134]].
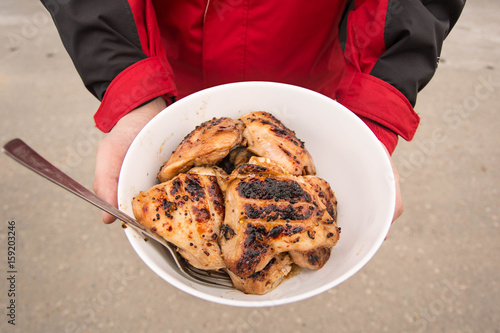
[[92, 97, 167, 224], [93, 135, 125, 224]]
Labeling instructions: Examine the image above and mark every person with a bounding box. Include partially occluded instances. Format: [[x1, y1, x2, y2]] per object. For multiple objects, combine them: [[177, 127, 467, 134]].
[[41, 0, 465, 224]]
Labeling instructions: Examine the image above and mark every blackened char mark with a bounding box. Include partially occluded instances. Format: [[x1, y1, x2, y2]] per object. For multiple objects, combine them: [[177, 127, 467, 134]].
[[237, 178, 312, 202], [308, 252, 320, 265], [268, 225, 304, 238], [201, 117, 224, 133], [248, 257, 277, 281], [244, 203, 312, 221], [162, 199, 177, 218], [206, 176, 225, 216], [192, 206, 210, 223], [255, 113, 306, 148], [306, 247, 331, 268], [169, 178, 182, 195], [181, 117, 221, 143], [184, 174, 205, 201], [319, 189, 337, 221], [268, 225, 284, 238], [236, 224, 269, 276], [220, 223, 236, 241], [235, 164, 269, 175], [288, 226, 304, 235], [270, 126, 303, 148], [278, 145, 292, 158]]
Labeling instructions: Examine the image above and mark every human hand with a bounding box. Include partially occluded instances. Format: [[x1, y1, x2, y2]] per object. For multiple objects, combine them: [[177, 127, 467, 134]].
[[383, 145, 404, 225], [93, 97, 167, 223]]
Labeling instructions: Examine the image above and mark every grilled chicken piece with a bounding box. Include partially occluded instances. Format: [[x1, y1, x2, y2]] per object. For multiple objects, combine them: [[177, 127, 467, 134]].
[[289, 248, 331, 270], [227, 253, 292, 295], [240, 111, 316, 176], [219, 159, 339, 278], [132, 167, 226, 270], [288, 176, 337, 270], [158, 117, 245, 182]]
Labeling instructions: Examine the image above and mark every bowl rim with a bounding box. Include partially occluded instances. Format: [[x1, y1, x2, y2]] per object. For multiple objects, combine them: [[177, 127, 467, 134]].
[[118, 81, 395, 307]]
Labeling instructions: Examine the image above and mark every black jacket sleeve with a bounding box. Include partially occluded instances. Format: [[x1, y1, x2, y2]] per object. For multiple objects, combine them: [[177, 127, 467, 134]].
[[40, 0, 147, 100], [340, 0, 466, 107]]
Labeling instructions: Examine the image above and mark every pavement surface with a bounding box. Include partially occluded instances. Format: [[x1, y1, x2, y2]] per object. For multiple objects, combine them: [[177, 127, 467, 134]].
[[0, 1, 499, 332]]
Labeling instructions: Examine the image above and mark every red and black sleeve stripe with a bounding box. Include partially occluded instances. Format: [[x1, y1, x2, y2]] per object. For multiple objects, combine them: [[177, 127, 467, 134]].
[[41, 0, 147, 100]]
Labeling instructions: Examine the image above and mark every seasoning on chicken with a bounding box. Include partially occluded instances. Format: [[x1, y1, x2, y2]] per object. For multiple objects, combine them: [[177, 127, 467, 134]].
[[288, 248, 331, 270], [240, 111, 316, 176], [219, 158, 340, 280], [132, 167, 226, 270], [157, 117, 245, 182], [226, 253, 292, 295]]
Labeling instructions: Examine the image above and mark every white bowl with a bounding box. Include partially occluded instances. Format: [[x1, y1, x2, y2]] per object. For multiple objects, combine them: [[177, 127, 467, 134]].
[[117, 81, 395, 307]]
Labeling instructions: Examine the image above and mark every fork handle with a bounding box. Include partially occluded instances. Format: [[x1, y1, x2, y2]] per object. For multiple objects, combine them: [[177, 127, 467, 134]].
[[2, 138, 144, 231]]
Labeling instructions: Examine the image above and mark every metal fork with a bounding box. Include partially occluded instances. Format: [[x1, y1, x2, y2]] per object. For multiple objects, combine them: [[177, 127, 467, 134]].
[[2, 138, 232, 288]]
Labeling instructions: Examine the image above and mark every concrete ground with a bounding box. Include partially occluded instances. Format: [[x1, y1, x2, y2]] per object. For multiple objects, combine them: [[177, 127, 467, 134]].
[[1, 1, 498, 332]]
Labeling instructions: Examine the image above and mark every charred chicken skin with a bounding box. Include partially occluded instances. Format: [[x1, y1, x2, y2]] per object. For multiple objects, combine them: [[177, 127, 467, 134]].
[[132, 167, 226, 270], [157, 117, 244, 182], [219, 158, 340, 279], [288, 247, 331, 270], [240, 111, 316, 176], [227, 253, 293, 295]]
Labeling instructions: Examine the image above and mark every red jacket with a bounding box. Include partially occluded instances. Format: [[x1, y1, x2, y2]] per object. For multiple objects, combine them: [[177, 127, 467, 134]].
[[42, 0, 464, 153]]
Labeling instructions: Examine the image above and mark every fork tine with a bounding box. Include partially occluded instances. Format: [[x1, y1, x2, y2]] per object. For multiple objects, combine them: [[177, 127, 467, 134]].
[[183, 266, 233, 288], [139, 228, 233, 288], [183, 265, 233, 288], [187, 266, 231, 279], [157, 242, 233, 288]]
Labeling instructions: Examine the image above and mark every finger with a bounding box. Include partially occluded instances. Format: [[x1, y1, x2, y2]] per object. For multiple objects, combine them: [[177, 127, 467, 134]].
[[92, 97, 167, 224], [381, 145, 404, 240], [93, 137, 126, 224], [93, 164, 119, 224], [95, 176, 119, 224], [390, 155, 404, 223], [381, 145, 404, 223], [102, 210, 117, 224]]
